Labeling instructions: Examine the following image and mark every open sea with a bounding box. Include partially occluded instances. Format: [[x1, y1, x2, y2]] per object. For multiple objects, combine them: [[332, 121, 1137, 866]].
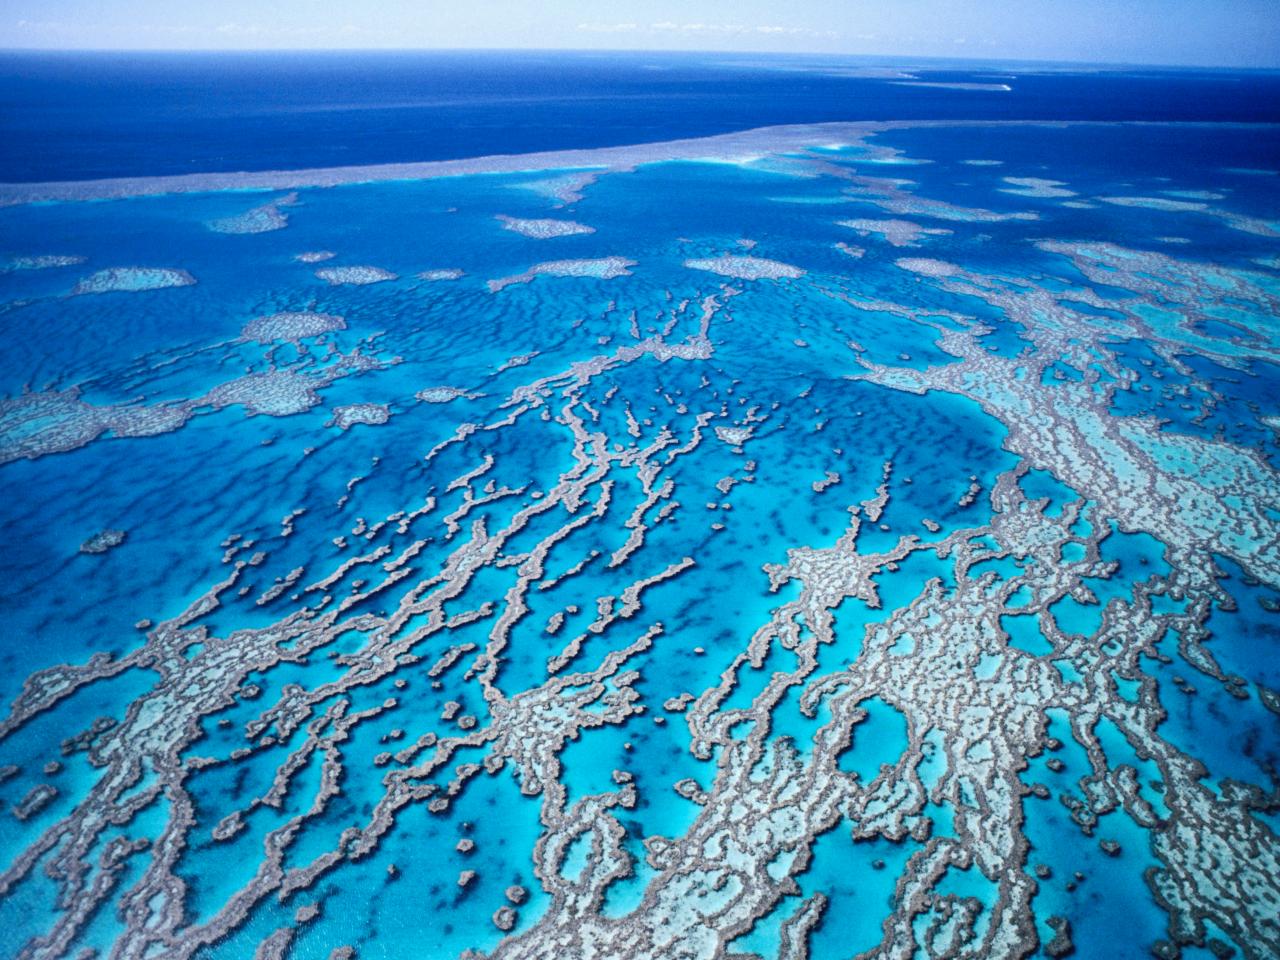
[[2, 51, 1279, 181], [0, 51, 1277, 960]]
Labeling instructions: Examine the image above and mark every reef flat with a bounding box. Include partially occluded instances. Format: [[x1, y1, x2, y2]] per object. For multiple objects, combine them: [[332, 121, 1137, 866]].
[[0, 119, 1277, 960], [6, 120, 1271, 208]]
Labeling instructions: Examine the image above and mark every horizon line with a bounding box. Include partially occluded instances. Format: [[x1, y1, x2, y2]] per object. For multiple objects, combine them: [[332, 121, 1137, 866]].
[[1, 46, 1278, 72]]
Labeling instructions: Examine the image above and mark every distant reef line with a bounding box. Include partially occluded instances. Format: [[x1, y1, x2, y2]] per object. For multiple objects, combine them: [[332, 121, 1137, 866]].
[[0, 120, 1271, 206]]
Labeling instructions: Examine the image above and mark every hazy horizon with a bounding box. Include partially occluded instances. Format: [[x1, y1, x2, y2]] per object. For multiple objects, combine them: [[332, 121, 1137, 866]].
[[4, 46, 1280, 73]]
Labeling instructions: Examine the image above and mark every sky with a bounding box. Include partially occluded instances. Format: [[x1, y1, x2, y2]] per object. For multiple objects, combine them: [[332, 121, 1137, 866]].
[[2, 1, 1278, 68]]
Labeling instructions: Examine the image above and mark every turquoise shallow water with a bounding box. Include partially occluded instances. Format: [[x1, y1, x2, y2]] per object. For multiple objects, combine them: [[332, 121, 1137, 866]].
[[0, 120, 1278, 959]]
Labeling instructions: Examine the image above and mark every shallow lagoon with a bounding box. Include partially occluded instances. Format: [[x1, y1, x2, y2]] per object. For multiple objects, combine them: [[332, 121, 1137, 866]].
[[0, 118, 1278, 959]]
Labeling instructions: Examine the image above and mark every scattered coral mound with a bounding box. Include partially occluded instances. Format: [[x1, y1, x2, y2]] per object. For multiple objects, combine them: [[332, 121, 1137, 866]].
[[488, 257, 636, 292], [0, 389, 191, 465], [70, 267, 196, 295], [239, 311, 346, 344], [418, 268, 465, 282], [683, 255, 805, 280], [838, 217, 952, 247], [316, 265, 399, 285], [496, 215, 595, 239], [326, 403, 391, 430], [1, 254, 86, 272], [415, 386, 478, 403], [206, 193, 299, 234], [79, 529, 127, 554]]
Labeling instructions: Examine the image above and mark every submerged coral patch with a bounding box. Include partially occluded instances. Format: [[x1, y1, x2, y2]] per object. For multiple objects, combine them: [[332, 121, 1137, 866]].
[[79, 529, 127, 554], [838, 218, 952, 247], [418, 268, 465, 281], [294, 249, 336, 263], [206, 192, 298, 234], [316, 265, 399, 285], [70, 266, 196, 295], [326, 403, 391, 430], [2, 254, 86, 271], [496, 215, 595, 239], [239, 311, 346, 344], [0, 389, 192, 464], [999, 177, 1077, 199], [487, 257, 636, 292], [683, 255, 805, 280]]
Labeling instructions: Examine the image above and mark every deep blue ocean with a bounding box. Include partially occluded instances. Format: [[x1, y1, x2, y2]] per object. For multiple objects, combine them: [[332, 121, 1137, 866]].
[[2, 50, 1279, 181]]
